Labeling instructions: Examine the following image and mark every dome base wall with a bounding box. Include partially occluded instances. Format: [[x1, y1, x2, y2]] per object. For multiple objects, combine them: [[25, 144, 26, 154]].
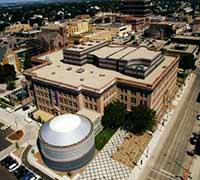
[[41, 145, 95, 172]]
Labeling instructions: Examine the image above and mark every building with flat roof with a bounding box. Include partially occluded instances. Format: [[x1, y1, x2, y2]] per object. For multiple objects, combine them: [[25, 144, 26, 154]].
[[24, 44, 179, 119], [192, 17, 200, 33], [162, 43, 199, 57], [171, 35, 200, 45], [68, 20, 90, 36], [76, 108, 102, 135], [63, 40, 109, 65], [88, 46, 164, 79], [5, 23, 32, 33], [93, 23, 132, 38]]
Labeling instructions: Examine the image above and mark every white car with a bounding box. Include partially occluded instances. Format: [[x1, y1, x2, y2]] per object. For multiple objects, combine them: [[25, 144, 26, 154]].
[[8, 163, 20, 172], [30, 174, 41, 180], [1, 124, 10, 131], [6, 107, 13, 113], [197, 114, 200, 121]]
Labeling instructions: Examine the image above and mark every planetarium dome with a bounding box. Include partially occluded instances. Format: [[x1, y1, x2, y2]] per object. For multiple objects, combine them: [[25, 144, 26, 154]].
[[38, 114, 95, 171]]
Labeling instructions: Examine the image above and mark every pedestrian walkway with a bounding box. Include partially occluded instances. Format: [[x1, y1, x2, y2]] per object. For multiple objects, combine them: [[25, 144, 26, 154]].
[[78, 129, 131, 180], [189, 155, 200, 180], [128, 73, 196, 180]]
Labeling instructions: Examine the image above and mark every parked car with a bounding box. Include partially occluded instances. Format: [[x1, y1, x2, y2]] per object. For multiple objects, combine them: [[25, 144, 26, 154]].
[[22, 106, 30, 111], [22, 171, 35, 180], [14, 166, 29, 179], [8, 163, 20, 172], [6, 107, 14, 113], [1, 156, 13, 165], [1, 156, 16, 168], [1, 124, 10, 131], [190, 136, 198, 145], [197, 114, 200, 121], [31, 174, 41, 180]]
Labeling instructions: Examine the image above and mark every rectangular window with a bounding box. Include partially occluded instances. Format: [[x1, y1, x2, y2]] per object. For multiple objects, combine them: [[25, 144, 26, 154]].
[[94, 105, 97, 111], [140, 100, 143, 105]]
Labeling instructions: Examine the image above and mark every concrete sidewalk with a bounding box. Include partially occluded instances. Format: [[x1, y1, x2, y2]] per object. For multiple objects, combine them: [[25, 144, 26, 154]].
[[128, 73, 196, 180], [189, 155, 200, 180]]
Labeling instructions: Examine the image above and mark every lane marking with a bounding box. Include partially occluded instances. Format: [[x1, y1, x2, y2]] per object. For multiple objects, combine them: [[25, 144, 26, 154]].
[[151, 168, 176, 180], [147, 177, 157, 180], [160, 168, 175, 177]]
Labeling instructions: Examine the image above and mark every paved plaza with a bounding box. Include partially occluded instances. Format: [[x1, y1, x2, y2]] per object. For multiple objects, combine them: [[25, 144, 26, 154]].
[[78, 129, 131, 180]]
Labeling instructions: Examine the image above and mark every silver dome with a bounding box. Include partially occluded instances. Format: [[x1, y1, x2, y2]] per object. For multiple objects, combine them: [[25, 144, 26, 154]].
[[39, 114, 92, 147]]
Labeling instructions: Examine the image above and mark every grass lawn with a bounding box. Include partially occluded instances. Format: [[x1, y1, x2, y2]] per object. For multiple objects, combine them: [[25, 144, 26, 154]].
[[95, 128, 117, 150]]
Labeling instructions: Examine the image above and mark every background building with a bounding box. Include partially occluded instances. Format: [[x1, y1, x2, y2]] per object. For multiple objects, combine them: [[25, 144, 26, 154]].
[[68, 20, 90, 36], [0, 45, 21, 72], [38, 114, 95, 171], [121, 0, 151, 17], [192, 17, 200, 33], [5, 23, 32, 33]]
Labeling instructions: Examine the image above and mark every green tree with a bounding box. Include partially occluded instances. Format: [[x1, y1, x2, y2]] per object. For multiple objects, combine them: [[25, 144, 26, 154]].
[[0, 64, 4, 83], [130, 34, 135, 41], [126, 105, 156, 134], [6, 81, 16, 90], [179, 54, 195, 70], [3, 64, 16, 82], [15, 142, 19, 149], [23, 53, 32, 70], [102, 101, 127, 129]]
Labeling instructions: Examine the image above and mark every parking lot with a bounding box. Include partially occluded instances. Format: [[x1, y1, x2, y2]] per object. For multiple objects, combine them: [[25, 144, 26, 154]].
[[0, 166, 16, 180], [0, 122, 13, 151], [1, 155, 43, 180]]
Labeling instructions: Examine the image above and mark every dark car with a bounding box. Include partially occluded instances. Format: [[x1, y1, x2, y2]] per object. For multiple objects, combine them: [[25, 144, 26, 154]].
[[190, 136, 197, 145], [22, 106, 30, 111], [22, 171, 35, 180], [14, 166, 29, 179], [1, 156, 12, 165], [197, 114, 200, 121], [1, 156, 16, 168]]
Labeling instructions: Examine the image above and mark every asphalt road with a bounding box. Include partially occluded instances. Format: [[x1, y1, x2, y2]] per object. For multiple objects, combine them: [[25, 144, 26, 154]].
[[0, 165, 16, 180], [145, 71, 200, 180], [22, 145, 53, 180]]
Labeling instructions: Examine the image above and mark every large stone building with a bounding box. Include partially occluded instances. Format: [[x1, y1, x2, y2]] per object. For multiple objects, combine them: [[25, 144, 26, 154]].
[[24, 41, 179, 119], [68, 20, 90, 36], [41, 23, 68, 46], [5, 23, 32, 33]]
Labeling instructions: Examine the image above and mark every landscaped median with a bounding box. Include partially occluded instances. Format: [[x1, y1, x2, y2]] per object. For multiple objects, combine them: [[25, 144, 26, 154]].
[[95, 128, 117, 150], [0, 97, 15, 109]]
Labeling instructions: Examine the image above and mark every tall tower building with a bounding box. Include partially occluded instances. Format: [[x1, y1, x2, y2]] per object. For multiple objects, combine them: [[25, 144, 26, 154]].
[[121, 0, 151, 17]]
